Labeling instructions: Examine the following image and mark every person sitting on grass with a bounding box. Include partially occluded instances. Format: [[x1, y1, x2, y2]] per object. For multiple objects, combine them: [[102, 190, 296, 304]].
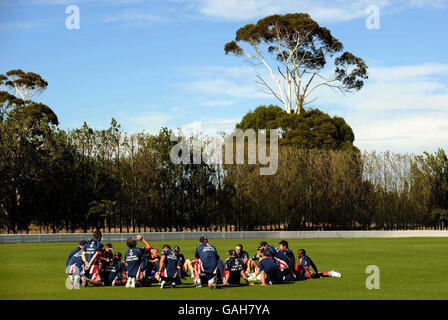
[[247, 246, 264, 280], [278, 240, 295, 270], [66, 240, 88, 289], [99, 243, 114, 284], [140, 247, 160, 286], [157, 244, 180, 288], [174, 246, 188, 280], [258, 252, 284, 285], [235, 244, 250, 274], [124, 235, 151, 288], [104, 252, 127, 286], [222, 250, 254, 287], [295, 249, 341, 280]]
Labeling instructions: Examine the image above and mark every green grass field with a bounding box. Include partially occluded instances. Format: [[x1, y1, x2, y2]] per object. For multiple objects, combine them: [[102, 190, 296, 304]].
[[0, 237, 447, 300]]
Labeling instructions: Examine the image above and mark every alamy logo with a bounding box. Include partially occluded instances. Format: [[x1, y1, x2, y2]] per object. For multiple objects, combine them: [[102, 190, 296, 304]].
[[365, 265, 380, 289], [365, 5, 380, 30], [170, 126, 278, 175], [65, 5, 80, 30]]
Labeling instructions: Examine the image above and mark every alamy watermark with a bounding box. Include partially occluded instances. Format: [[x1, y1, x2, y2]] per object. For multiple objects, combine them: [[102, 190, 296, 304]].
[[365, 5, 380, 30], [365, 265, 380, 289], [169, 123, 278, 175], [66, 5, 80, 30]]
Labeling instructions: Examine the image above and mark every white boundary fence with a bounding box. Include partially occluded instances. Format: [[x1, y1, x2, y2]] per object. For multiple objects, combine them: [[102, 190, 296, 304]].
[[0, 230, 447, 244]]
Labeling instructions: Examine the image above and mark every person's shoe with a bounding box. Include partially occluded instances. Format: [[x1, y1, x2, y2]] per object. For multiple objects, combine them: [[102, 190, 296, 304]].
[[125, 279, 131, 287], [73, 275, 80, 289], [194, 279, 202, 288], [171, 282, 176, 288], [330, 270, 342, 278], [160, 280, 167, 289], [81, 275, 87, 288], [210, 276, 217, 289]]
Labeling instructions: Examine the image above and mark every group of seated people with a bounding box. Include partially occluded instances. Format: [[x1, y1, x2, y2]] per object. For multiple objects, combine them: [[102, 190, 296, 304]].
[[65, 231, 341, 289]]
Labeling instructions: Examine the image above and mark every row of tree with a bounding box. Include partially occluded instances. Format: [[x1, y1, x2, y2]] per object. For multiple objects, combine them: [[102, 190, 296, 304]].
[[1, 111, 447, 233]]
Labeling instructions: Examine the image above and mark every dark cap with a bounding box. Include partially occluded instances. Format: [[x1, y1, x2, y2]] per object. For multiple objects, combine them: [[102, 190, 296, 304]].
[[174, 246, 180, 252], [79, 240, 87, 246], [114, 252, 122, 259], [227, 249, 236, 256], [199, 236, 208, 242], [259, 241, 268, 247], [105, 243, 113, 249]]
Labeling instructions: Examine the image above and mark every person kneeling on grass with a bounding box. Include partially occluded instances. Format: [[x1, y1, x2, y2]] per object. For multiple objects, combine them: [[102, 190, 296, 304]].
[[258, 252, 284, 285], [66, 240, 88, 289], [295, 249, 341, 280], [194, 236, 220, 289], [157, 244, 180, 289], [222, 250, 254, 287], [83, 230, 104, 287], [124, 235, 151, 288]]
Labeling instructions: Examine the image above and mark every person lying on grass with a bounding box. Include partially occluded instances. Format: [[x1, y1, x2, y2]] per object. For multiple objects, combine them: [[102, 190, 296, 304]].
[[295, 249, 341, 280]]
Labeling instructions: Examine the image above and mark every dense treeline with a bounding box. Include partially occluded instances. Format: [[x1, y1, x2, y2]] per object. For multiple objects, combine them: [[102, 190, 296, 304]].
[[1, 113, 447, 233]]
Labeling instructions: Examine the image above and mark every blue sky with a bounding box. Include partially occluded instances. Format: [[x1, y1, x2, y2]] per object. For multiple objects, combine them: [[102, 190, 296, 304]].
[[1, 0, 447, 153]]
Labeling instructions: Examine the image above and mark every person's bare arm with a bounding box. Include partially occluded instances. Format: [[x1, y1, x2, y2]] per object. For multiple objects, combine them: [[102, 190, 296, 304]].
[[158, 254, 166, 272], [241, 270, 254, 285], [260, 271, 267, 285], [85, 251, 99, 270], [223, 272, 230, 285], [137, 235, 151, 249], [81, 251, 87, 264]]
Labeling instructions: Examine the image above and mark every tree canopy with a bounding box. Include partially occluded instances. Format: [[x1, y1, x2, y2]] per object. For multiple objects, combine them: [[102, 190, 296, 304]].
[[0, 69, 58, 125], [225, 13, 368, 114], [236, 105, 358, 151]]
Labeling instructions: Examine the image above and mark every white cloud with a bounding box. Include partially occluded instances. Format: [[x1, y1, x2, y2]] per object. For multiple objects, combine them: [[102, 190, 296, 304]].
[[312, 62, 448, 152], [175, 65, 270, 100], [190, 0, 447, 22], [200, 99, 239, 107], [0, 20, 45, 32], [120, 111, 172, 133], [100, 11, 166, 25], [349, 112, 448, 153]]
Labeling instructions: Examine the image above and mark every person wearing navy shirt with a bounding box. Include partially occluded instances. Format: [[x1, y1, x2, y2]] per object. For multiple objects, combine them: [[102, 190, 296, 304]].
[[158, 244, 180, 288], [194, 236, 219, 289], [247, 246, 263, 274], [124, 235, 151, 288], [235, 244, 249, 273], [83, 230, 104, 286], [295, 249, 341, 280], [174, 246, 187, 279], [260, 241, 290, 276], [278, 240, 296, 280], [223, 250, 253, 286], [259, 241, 280, 258], [258, 252, 283, 285], [104, 252, 127, 286], [66, 240, 88, 289], [100, 243, 114, 283], [279, 240, 295, 268]]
